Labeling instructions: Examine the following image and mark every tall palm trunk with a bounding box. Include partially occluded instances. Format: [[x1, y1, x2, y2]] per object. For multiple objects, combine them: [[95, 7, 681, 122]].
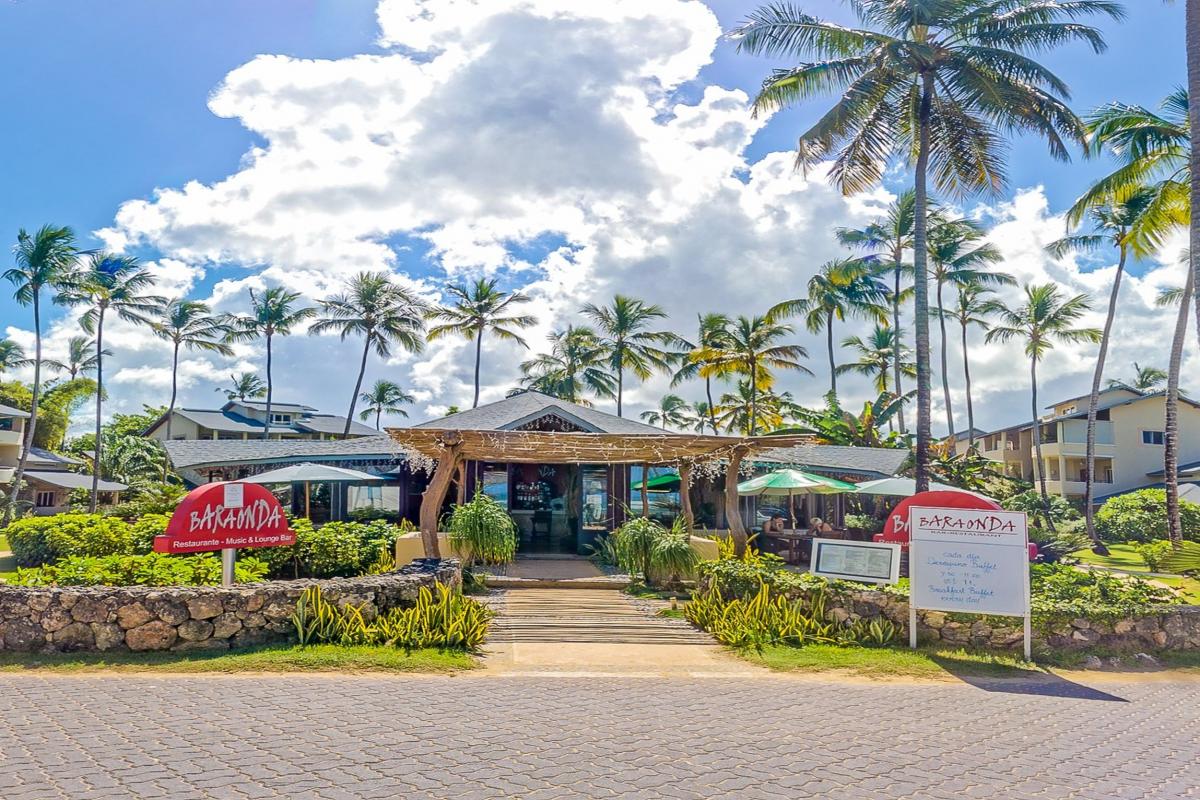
[[893, 245, 906, 433], [375, 408, 382, 431], [705, 375, 718, 434], [912, 73, 934, 493], [936, 280, 955, 439], [826, 311, 837, 396], [263, 332, 274, 440], [615, 343, 624, 417], [1030, 353, 1056, 531], [1084, 244, 1126, 552], [472, 327, 483, 408], [960, 316, 976, 448], [1190, 0, 1200, 353], [163, 340, 181, 481], [748, 358, 759, 435], [344, 335, 371, 438], [89, 307, 106, 513], [1166, 268, 1193, 548], [5, 293, 42, 524]]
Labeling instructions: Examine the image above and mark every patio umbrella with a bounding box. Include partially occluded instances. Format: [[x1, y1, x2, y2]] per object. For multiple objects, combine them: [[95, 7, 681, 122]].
[[631, 472, 681, 493], [853, 477, 991, 500], [239, 462, 385, 519], [737, 469, 856, 529]]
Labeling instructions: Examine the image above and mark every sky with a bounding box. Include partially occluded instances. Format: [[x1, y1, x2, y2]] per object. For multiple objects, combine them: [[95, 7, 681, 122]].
[[0, 0, 1192, 438]]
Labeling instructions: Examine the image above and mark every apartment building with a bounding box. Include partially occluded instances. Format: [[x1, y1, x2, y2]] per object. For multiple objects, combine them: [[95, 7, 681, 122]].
[[955, 388, 1200, 501], [143, 400, 377, 442]]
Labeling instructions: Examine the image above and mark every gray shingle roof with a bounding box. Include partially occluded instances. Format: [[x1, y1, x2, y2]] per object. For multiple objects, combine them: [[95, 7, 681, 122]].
[[232, 400, 317, 412], [295, 415, 377, 435], [26, 448, 82, 467], [163, 435, 404, 470], [149, 407, 376, 437], [0, 403, 29, 419], [24, 471, 127, 492], [755, 444, 908, 479], [413, 390, 665, 435]]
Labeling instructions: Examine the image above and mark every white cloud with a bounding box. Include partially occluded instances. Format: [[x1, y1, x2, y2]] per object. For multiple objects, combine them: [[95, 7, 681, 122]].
[[3, 0, 1174, 434]]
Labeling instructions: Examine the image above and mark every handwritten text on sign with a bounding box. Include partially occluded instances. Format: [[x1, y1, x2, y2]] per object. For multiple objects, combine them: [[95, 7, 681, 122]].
[[909, 506, 1029, 617]]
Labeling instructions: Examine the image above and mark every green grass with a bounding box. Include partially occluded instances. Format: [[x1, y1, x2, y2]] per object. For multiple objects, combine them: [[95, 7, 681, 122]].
[[0, 644, 477, 674], [0, 533, 9, 552], [1070, 543, 1200, 604], [741, 644, 1044, 679]]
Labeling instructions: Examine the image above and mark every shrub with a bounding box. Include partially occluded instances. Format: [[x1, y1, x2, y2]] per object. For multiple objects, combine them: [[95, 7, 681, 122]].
[[296, 521, 364, 578], [1002, 490, 1080, 525], [1135, 540, 1176, 572], [844, 513, 883, 533], [1095, 489, 1200, 543], [698, 547, 827, 599], [1028, 519, 1090, 564], [129, 514, 172, 555], [348, 506, 399, 523], [447, 494, 517, 567], [11, 552, 268, 586], [292, 583, 492, 650], [1029, 563, 1179, 620], [5, 514, 134, 567], [102, 483, 188, 518]]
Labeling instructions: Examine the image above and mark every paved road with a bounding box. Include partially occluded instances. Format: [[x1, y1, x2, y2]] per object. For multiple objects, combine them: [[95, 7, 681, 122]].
[[2, 672, 1198, 799]]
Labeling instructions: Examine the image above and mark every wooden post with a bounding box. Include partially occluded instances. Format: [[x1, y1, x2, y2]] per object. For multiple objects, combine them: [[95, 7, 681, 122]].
[[678, 461, 694, 538], [455, 461, 467, 504], [419, 432, 463, 559], [640, 462, 650, 519], [725, 445, 750, 556]]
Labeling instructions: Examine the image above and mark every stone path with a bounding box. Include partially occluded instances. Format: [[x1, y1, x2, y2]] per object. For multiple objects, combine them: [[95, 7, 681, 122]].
[[2, 672, 1198, 799]]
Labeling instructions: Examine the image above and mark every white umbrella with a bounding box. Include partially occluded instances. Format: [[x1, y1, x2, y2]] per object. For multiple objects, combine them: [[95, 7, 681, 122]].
[[240, 462, 385, 518], [853, 477, 992, 500]]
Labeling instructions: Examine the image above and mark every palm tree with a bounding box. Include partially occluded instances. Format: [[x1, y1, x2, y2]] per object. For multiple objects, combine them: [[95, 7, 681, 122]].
[[837, 191, 926, 431], [985, 285, 1102, 526], [427, 278, 537, 408], [836, 325, 915, 398], [735, 0, 1120, 492], [696, 315, 810, 435], [43, 336, 109, 380], [59, 253, 162, 512], [226, 287, 316, 439], [149, 299, 234, 443], [639, 394, 690, 430], [944, 284, 997, 449], [2, 225, 80, 524], [673, 313, 733, 435], [358, 379, 415, 430], [769, 258, 886, 395], [1157, 276, 1193, 548], [519, 326, 615, 405], [581, 295, 675, 416], [786, 391, 911, 449], [1050, 189, 1155, 549], [1105, 363, 1168, 392], [928, 217, 1010, 438], [310, 272, 428, 437], [218, 372, 267, 401], [687, 400, 717, 434], [0, 338, 31, 375], [714, 380, 795, 436]]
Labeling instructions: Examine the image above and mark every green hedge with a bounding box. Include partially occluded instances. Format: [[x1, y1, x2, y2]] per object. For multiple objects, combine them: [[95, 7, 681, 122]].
[[11, 553, 269, 587], [255, 518, 409, 579], [6, 514, 134, 567], [1095, 489, 1200, 543]]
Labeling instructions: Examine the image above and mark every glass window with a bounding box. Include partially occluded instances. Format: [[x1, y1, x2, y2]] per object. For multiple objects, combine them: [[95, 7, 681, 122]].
[[35, 491, 55, 508], [481, 466, 509, 508], [1142, 430, 1165, 445], [581, 466, 609, 530]]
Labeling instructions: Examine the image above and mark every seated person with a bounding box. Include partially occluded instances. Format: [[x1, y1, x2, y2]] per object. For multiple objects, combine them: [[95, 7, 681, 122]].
[[765, 513, 786, 534], [808, 516, 834, 535]]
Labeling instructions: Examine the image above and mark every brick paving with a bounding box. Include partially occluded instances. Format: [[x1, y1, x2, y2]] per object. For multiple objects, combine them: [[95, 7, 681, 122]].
[[1, 672, 1198, 799]]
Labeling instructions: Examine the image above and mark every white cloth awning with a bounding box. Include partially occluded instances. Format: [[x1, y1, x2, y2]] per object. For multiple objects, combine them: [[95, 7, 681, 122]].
[[24, 471, 127, 492], [237, 462, 386, 484]]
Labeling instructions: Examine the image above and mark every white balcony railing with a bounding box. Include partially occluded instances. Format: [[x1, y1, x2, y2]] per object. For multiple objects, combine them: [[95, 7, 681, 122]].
[[0, 429, 22, 446], [0, 466, 15, 484]]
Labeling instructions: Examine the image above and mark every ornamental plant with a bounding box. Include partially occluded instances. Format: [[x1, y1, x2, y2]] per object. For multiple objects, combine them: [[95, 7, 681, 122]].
[[11, 552, 268, 587], [1095, 489, 1200, 543], [447, 493, 517, 567], [5, 514, 134, 567]]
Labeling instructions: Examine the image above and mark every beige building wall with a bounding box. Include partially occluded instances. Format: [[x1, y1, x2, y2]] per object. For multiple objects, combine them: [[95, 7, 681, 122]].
[[147, 414, 202, 442]]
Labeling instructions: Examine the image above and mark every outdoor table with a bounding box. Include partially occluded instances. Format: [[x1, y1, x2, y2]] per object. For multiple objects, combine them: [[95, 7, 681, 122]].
[[765, 531, 813, 564]]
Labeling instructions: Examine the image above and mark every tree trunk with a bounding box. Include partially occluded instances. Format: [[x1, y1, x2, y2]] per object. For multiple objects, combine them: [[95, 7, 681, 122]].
[[640, 463, 650, 518], [893, 246, 906, 434], [5, 293, 42, 524], [90, 306, 106, 514], [827, 311, 837, 397], [678, 461, 694, 538], [472, 326, 483, 408], [615, 343, 624, 417], [163, 340, 180, 481], [960, 317, 975, 449], [725, 445, 750, 556], [375, 408, 382, 431], [1030, 354, 1056, 532], [419, 433, 462, 558], [1085, 245, 1126, 553], [1166, 268, 1193, 548], [705, 376, 717, 434], [263, 332, 274, 440], [748, 358, 758, 435], [912, 73, 934, 493], [937, 280, 955, 440], [1189, 0, 1200, 353], [343, 336, 371, 438]]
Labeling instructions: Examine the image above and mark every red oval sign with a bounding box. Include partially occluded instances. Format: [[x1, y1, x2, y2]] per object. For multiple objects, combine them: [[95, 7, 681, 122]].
[[878, 490, 1002, 544], [154, 482, 295, 554]]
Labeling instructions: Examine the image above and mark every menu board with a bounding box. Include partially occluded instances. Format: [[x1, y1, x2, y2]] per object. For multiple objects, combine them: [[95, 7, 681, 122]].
[[811, 539, 900, 584], [909, 506, 1029, 617]]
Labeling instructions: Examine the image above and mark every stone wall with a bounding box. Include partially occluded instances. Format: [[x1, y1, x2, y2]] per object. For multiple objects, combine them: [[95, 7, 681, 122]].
[[0, 559, 460, 654], [824, 588, 1200, 653]]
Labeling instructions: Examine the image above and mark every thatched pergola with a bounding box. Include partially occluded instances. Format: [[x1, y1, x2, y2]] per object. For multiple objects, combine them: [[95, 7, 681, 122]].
[[386, 428, 815, 557]]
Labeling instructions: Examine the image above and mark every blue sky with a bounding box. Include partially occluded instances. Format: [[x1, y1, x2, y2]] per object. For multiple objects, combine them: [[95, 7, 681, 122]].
[[0, 1, 1191, 432]]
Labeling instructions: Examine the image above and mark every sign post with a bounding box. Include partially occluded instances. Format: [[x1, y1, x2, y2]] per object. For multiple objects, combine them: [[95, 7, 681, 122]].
[[908, 505, 1032, 661], [155, 481, 295, 586]]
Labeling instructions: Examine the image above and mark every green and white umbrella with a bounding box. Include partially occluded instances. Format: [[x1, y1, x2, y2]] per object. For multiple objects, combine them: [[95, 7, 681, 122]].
[[737, 469, 856, 529]]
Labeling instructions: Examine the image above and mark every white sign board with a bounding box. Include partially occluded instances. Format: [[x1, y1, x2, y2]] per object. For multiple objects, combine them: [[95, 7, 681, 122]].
[[909, 506, 1030, 617], [811, 539, 901, 585]]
